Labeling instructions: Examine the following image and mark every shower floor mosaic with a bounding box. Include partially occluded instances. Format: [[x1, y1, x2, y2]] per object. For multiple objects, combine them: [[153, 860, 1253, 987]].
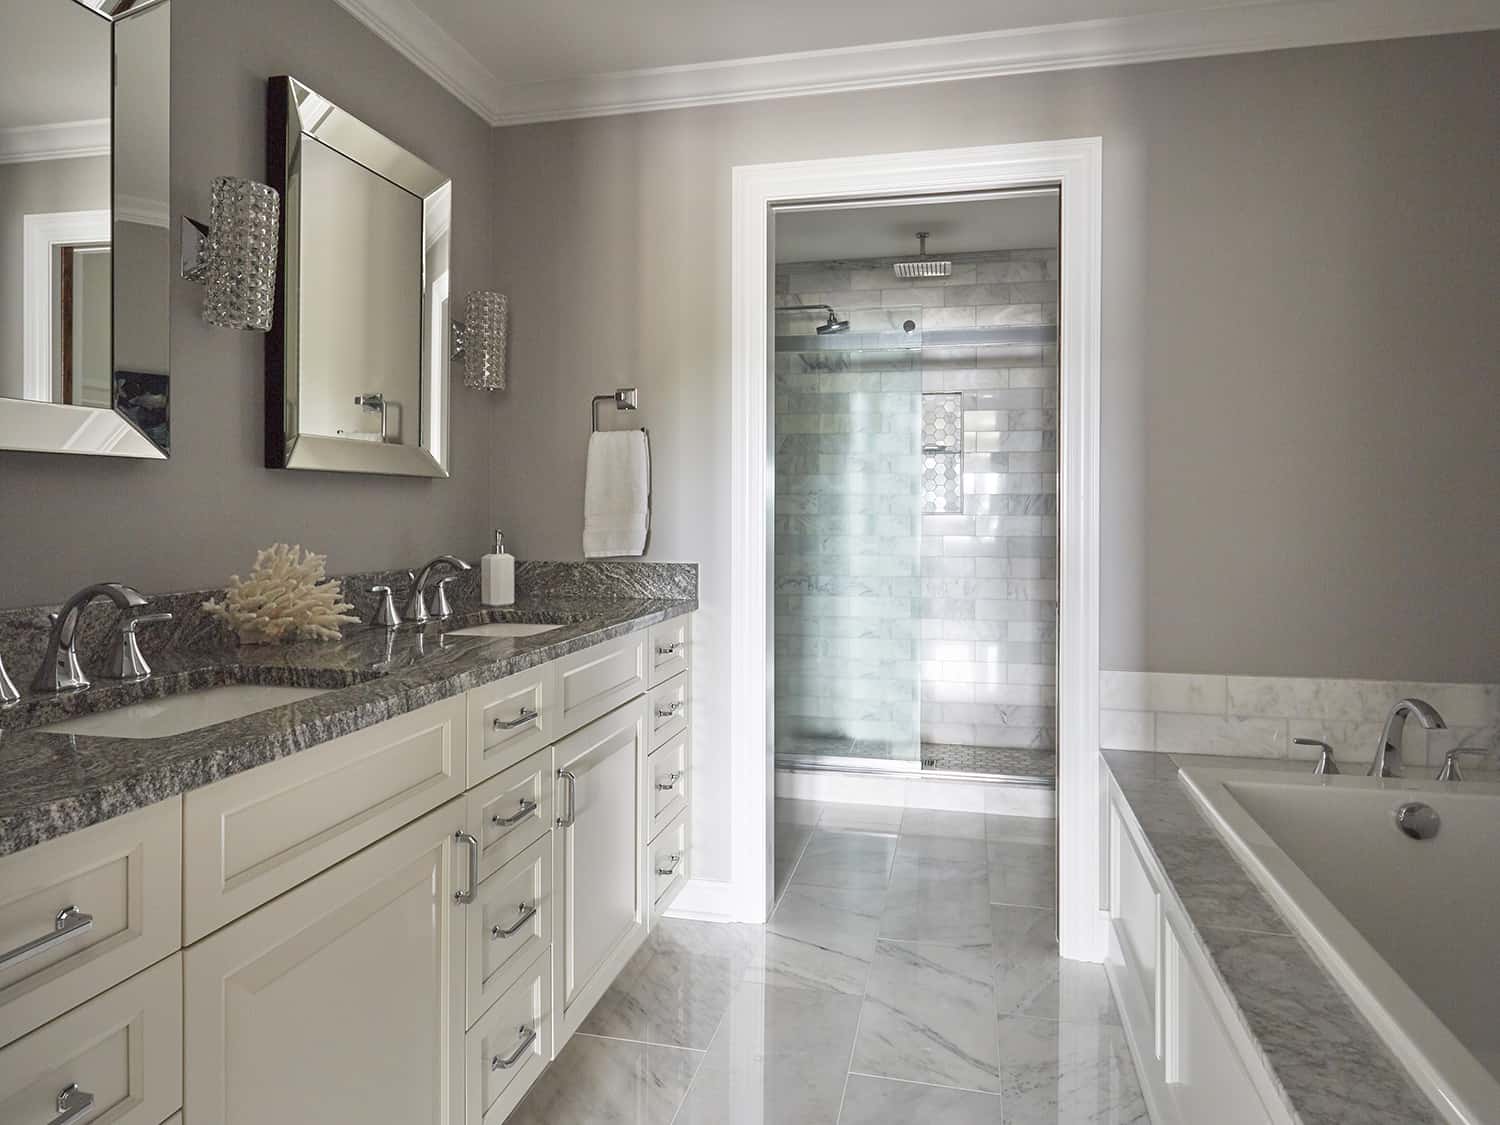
[[920, 742, 1056, 781], [776, 734, 1056, 785]]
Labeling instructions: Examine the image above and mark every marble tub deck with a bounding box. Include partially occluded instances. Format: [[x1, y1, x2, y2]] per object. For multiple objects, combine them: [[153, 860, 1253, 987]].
[[0, 592, 694, 856], [512, 802, 1148, 1125], [1103, 750, 1445, 1125]]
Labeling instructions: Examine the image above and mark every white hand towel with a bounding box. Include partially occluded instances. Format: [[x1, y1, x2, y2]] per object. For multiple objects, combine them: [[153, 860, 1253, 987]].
[[583, 429, 651, 558]]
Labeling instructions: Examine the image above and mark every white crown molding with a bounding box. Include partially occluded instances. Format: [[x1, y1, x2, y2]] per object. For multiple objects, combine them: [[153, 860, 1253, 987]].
[[337, 0, 1500, 127], [116, 194, 171, 228], [0, 119, 110, 165]]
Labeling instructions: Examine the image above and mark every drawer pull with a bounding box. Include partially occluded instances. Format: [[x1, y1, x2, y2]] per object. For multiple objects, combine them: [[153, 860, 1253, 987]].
[[0, 906, 94, 971], [655, 641, 684, 657], [493, 707, 538, 731], [655, 701, 684, 720], [492, 1025, 537, 1071], [51, 1084, 95, 1125], [454, 832, 480, 904], [655, 853, 683, 877], [557, 769, 577, 828], [655, 771, 683, 792], [491, 902, 537, 940], [491, 798, 538, 828]]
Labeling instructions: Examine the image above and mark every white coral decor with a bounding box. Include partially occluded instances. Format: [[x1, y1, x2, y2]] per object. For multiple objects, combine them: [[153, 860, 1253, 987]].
[[203, 544, 358, 644]]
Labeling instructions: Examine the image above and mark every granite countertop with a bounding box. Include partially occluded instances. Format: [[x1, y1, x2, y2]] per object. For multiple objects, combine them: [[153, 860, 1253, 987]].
[[1102, 750, 1444, 1125], [0, 594, 693, 858]]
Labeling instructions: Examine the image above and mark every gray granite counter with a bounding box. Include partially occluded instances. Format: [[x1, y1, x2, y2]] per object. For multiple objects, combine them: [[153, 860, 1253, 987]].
[[0, 580, 694, 857], [1102, 750, 1443, 1125]]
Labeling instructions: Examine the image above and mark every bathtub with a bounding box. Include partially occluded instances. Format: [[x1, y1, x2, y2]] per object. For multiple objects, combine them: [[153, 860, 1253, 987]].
[[1181, 768, 1500, 1125]]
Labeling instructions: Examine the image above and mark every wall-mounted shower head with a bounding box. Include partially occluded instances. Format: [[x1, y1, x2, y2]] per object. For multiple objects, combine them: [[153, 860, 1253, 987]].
[[775, 303, 850, 335]]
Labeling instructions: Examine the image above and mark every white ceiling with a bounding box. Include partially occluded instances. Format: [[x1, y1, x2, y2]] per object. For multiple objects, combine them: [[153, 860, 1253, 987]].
[[775, 193, 1059, 264], [0, 0, 111, 131], [333, 0, 1500, 124]]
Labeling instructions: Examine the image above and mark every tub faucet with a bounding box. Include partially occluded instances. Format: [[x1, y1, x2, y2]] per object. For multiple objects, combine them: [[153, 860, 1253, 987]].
[[403, 556, 471, 625], [33, 583, 150, 693], [1368, 698, 1446, 778]]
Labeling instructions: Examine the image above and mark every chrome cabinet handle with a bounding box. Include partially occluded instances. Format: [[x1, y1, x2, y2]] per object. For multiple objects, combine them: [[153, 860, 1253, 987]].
[[454, 832, 480, 904], [491, 902, 537, 940], [492, 799, 538, 828], [556, 770, 577, 828], [0, 906, 93, 971], [50, 1084, 95, 1125], [493, 707, 538, 731], [655, 701, 684, 719], [491, 1025, 537, 1071], [655, 853, 682, 877], [655, 771, 683, 792], [655, 641, 684, 657]]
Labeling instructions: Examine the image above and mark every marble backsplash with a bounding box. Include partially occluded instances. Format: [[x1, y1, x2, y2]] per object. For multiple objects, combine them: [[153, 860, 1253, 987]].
[[1101, 670, 1500, 768], [0, 559, 696, 694]]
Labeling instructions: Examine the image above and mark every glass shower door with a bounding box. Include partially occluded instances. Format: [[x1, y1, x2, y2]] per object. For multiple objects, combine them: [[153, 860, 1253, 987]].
[[772, 307, 926, 771]]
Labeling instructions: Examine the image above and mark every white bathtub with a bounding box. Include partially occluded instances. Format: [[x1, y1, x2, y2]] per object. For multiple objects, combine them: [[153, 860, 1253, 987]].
[[1181, 768, 1500, 1125]]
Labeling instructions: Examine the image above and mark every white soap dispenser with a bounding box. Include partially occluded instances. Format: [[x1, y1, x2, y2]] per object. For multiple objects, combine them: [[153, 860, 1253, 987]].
[[481, 530, 515, 606]]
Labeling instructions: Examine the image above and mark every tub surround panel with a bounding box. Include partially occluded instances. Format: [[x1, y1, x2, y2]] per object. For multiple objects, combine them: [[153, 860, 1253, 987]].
[[1103, 751, 1443, 1125], [0, 564, 696, 856], [1102, 670, 1500, 763]]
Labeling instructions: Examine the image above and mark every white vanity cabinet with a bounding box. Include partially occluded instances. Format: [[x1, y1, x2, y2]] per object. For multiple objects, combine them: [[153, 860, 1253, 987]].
[[0, 610, 694, 1125]]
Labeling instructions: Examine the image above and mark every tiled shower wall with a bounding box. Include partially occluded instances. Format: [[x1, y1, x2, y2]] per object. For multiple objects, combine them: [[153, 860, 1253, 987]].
[[774, 249, 1060, 755]]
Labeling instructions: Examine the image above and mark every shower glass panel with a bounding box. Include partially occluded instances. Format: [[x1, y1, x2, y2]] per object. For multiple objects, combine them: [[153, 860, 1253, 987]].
[[773, 306, 926, 771]]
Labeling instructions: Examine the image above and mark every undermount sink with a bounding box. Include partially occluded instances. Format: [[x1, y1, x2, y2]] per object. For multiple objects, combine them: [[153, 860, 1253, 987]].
[[446, 622, 563, 640], [39, 683, 331, 739]]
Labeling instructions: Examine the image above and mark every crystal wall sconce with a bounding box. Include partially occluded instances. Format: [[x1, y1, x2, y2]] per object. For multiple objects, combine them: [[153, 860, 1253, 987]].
[[450, 291, 509, 391], [181, 176, 281, 332]]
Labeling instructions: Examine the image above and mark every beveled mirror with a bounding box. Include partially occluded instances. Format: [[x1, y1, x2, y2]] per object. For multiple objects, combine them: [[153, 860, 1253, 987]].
[[266, 76, 452, 477], [0, 0, 171, 458]]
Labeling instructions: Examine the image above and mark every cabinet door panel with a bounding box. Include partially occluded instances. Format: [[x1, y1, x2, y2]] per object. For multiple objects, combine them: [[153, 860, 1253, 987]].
[[184, 800, 466, 1125], [555, 633, 647, 737]]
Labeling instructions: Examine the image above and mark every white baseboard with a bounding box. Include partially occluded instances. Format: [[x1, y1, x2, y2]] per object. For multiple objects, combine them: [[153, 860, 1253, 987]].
[[662, 878, 739, 922], [775, 768, 1055, 818]]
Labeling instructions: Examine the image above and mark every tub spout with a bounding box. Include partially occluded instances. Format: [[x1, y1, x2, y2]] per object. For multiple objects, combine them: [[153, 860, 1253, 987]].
[[1368, 698, 1446, 778]]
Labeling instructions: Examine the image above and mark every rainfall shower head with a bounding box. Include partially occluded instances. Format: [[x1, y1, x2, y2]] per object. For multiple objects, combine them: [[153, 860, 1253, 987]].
[[775, 303, 850, 335], [893, 232, 952, 279]]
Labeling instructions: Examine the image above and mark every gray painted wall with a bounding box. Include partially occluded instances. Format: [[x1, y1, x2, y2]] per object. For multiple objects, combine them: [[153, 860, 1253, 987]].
[[486, 34, 1500, 881], [0, 0, 496, 605]]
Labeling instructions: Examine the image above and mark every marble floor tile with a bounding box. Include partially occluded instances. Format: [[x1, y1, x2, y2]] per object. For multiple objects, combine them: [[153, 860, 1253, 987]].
[[986, 812, 1058, 846], [751, 884, 882, 995], [838, 1074, 1006, 1124], [776, 822, 815, 902], [791, 829, 898, 891], [711, 977, 865, 1063], [900, 808, 988, 840], [673, 1042, 848, 1125], [507, 1033, 703, 1125], [992, 906, 1119, 1026], [988, 841, 1057, 907], [995, 1015, 1149, 1125], [578, 932, 747, 1050], [818, 803, 905, 834], [879, 854, 995, 946], [893, 831, 990, 866], [777, 797, 826, 827], [852, 940, 1003, 1093]]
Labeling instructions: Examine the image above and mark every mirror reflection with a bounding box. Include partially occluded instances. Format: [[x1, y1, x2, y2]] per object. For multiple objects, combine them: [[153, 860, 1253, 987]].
[[0, 0, 171, 458]]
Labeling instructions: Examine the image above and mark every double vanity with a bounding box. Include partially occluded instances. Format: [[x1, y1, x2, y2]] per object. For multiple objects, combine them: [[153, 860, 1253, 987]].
[[0, 565, 696, 1124]]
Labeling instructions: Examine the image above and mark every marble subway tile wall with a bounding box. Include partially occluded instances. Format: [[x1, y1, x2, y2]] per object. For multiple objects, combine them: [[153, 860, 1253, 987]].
[[1100, 670, 1500, 767], [775, 249, 1060, 756]]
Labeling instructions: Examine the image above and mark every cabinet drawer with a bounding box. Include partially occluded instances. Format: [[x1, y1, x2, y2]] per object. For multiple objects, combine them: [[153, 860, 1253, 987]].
[[646, 730, 689, 842], [0, 798, 181, 1047], [183, 695, 466, 942], [0, 953, 182, 1125], [646, 670, 689, 749], [649, 813, 689, 925], [466, 834, 552, 1029], [467, 749, 554, 882], [555, 632, 647, 737], [465, 948, 551, 1125], [646, 617, 690, 687], [466, 662, 559, 786]]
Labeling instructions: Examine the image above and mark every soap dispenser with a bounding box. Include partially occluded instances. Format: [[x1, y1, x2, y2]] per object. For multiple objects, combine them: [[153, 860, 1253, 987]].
[[481, 530, 515, 606]]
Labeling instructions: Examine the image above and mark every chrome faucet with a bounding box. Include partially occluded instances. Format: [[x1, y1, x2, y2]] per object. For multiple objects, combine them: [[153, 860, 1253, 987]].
[[33, 583, 149, 693], [0, 650, 19, 707], [403, 556, 471, 625], [1368, 698, 1446, 778]]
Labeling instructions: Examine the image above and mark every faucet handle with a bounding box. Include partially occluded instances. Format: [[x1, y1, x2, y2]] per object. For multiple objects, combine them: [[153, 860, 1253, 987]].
[[370, 585, 402, 629], [104, 612, 174, 682], [1436, 747, 1494, 783], [1294, 737, 1339, 776], [430, 576, 458, 620]]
